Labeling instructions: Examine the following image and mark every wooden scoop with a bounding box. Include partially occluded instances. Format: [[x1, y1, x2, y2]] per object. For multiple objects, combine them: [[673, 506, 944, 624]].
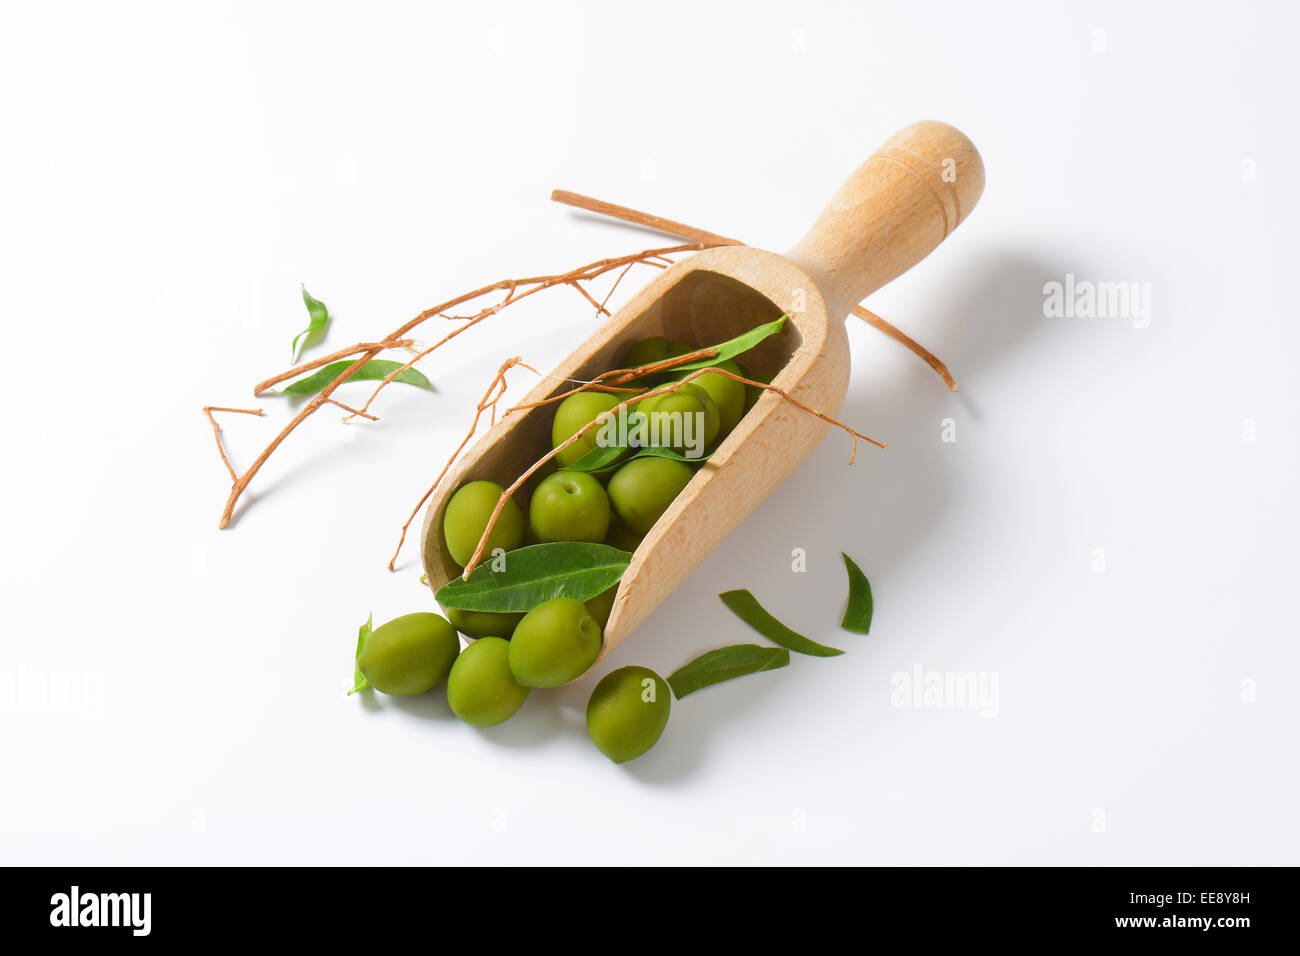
[[421, 120, 984, 675]]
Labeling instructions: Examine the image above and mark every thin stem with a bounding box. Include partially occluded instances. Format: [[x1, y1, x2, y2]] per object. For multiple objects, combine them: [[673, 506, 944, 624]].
[[551, 190, 743, 247], [551, 191, 957, 390], [203, 406, 263, 482], [388, 358, 535, 571]]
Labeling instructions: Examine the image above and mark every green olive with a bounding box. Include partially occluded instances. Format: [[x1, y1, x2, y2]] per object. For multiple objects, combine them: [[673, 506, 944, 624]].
[[586, 666, 671, 763], [529, 471, 610, 543], [359, 612, 460, 695], [585, 585, 618, 628], [622, 336, 691, 383], [607, 456, 694, 534], [605, 513, 644, 552], [446, 637, 531, 726], [508, 597, 602, 687], [638, 381, 719, 457], [442, 480, 526, 568], [442, 605, 523, 640], [675, 360, 745, 438], [552, 392, 622, 467]]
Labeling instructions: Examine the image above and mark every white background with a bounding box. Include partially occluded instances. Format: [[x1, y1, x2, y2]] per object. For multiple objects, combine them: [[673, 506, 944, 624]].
[[2, 0, 1296, 865]]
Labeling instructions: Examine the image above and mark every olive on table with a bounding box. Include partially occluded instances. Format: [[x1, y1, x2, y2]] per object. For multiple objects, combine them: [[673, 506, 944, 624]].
[[442, 480, 526, 568], [508, 597, 602, 687], [606, 456, 694, 535], [529, 471, 611, 543], [446, 637, 531, 727], [586, 666, 671, 763], [551, 392, 622, 467], [359, 612, 460, 696]]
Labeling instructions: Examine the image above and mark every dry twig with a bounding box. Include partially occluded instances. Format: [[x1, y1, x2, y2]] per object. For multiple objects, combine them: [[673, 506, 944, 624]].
[[208, 188, 956, 550], [202, 406, 263, 483], [386, 357, 538, 571], [550, 190, 957, 390], [214, 243, 713, 529]]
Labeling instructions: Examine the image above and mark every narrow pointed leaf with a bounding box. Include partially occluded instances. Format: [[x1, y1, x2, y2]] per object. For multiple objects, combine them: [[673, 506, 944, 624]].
[[280, 359, 431, 398], [719, 589, 843, 657], [293, 285, 331, 360], [435, 542, 631, 613], [667, 644, 790, 699], [562, 443, 706, 475], [672, 315, 788, 371], [840, 552, 874, 634], [347, 613, 373, 695]]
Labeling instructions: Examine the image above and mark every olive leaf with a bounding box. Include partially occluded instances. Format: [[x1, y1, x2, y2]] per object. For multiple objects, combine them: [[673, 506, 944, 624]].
[[562, 443, 707, 475], [840, 552, 873, 634], [280, 359, 431, 398], [558, 442, 629, 474], [293, 285, 331, 360], [672, 315, 787, 371], [718, 589, 843, 657], [435, 542, 631, 613], [347, 613, 373, 696], [667, 644, 790, 699]]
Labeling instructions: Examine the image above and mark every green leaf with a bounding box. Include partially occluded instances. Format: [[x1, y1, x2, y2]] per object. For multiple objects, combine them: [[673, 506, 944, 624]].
[[718, 589, 843, 657], [672, 315, 787, 371], [840, 552, 874, 634], [435, 542, 631, 613], [280, 359, 432, 398], [561, 443, 706, 475], [667, 644, 790, 699], [559, 442, 630, 474], [293, 285, 331, 360], [347, 613, 373, 695]]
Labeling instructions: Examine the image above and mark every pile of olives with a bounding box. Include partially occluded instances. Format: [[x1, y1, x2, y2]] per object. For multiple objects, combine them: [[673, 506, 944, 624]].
[[359, 336, 769, 763]]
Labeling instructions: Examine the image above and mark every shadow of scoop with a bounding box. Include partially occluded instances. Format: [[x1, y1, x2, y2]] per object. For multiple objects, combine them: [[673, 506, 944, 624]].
[[607, 248, 1066, 783], [369, 249, 1064, 781]]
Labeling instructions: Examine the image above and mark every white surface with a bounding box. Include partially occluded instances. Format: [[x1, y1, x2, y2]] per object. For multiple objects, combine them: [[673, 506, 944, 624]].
[[2, 0, 1296, 865]]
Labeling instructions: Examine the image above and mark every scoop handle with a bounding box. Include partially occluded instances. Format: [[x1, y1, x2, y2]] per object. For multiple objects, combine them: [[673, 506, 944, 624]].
[[785, 120, 985, 318]]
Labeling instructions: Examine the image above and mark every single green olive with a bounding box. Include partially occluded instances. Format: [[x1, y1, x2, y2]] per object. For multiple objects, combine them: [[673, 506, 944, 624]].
[[674, 359, 745, 438], [606, 456, 694, 534], [622, 336, 691, 383], [529, 471, 611, 543], [551, 391, 622, 467], [508, 597, 603, 687], [605, 514, 644, 552], [638, 381, 719, 457], [442, 480, 526, 568], [743, 367, 775, 413], [359, 612, 460, 696], [446, 637, 531, 726], [442, 605, 523, 640], [585, 585, 618, 628], [586, 666, 671, 763]]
